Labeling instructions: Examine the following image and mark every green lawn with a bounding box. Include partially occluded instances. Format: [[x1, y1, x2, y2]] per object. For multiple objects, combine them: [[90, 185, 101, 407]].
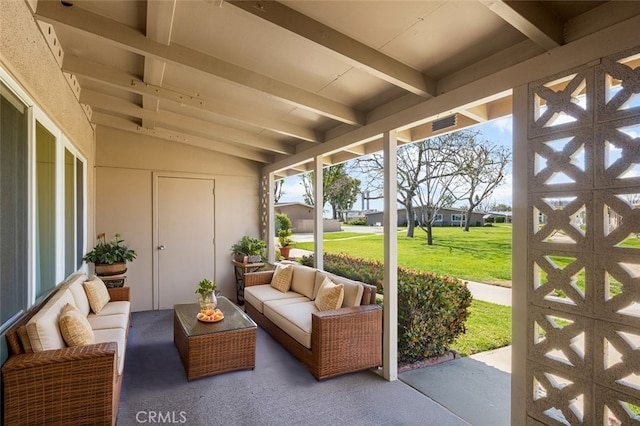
[[297, 225, 514, 356], [297, 224, 513, 286], [450, 300, 512, 356]]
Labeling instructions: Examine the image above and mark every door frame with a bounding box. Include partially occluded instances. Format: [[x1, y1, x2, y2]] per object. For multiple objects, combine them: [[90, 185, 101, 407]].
[[152, 171, 216, 310]]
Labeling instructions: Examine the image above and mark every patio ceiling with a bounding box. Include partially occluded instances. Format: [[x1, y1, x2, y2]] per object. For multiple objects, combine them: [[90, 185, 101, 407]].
[[32, 0, 638, 177]]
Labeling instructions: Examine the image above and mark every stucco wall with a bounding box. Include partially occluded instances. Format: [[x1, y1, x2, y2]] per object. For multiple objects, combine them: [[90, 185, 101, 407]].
[[95, 126, 262, 311]]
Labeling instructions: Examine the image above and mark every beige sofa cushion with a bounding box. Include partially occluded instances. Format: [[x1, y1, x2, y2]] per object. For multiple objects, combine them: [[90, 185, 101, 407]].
[[290, 264, 317, 299], [244, 284, 308, 313], [63, 274, 91, 316], [264, 299, 317, 349], [315, 272, 364, 308], [86, 313, 129, 330], [83, 277, 111, 314], [270, 263, 293, 292], [25, 289, 76, 352], [93, 328, 127, 375], [315, 277, 344, 311], [59, 304, 95, 347], [88, 301, 131, 317]]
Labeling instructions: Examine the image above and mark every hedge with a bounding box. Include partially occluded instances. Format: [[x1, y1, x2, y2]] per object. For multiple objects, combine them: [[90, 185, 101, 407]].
[[300, 253, 472, 363]]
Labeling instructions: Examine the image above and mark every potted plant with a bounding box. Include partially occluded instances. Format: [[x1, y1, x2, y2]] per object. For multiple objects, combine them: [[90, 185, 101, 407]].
[[83, 233, 137, 277], [277, 228, 295, 260], [195, 278, 218, 312], [231, 236, 267, 263]]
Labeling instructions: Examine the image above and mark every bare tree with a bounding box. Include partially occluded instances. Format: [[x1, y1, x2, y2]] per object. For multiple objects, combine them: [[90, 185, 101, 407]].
[[358, 145, 428, 237], [413, 136, 461, 244], [453, 131, 510, 231]]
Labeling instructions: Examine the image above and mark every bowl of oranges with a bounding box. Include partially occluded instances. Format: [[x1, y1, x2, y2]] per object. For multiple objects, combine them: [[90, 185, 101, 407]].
[[197, 308, 224, 322]]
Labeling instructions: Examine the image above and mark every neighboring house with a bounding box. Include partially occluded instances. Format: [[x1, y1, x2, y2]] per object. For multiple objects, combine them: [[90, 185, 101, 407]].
[[484, 211, 513, 223], [365, 208, 485, 227], [275, 203, 341, 232]]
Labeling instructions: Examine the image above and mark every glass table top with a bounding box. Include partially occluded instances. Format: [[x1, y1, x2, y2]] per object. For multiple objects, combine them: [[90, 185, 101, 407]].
[[174, 297, 256, 337]]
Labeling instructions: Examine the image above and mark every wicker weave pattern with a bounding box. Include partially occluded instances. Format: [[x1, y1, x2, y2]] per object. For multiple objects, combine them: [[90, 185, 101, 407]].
[[2, 343, 117, 425], [3, 285, 131, 426], [107, 286, 130, 302], [173, 301, 257, 381], [244, 298, 382, 380]]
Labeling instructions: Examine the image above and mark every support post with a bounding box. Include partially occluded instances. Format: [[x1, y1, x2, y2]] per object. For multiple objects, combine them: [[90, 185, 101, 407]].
[[383, 130, 398, 381], [266, 172, 276, 264], [511, 85, 527, 424], [313, 155, 323, 270]]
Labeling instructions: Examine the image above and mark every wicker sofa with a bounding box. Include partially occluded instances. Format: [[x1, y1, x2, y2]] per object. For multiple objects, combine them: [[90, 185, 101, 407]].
[[243, 262, 382, 380], [2, 273, 130, 426]]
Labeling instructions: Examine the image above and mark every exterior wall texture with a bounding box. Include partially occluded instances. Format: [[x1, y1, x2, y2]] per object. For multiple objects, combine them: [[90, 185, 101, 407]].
[[526, 47, 640, 424]]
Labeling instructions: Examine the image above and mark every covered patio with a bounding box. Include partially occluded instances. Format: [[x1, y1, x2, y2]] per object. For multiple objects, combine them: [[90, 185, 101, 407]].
[[2, 0, 640, 424]]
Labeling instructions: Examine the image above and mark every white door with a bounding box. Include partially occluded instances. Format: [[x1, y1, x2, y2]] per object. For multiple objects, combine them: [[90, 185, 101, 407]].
[[156, 176, 215, 309]]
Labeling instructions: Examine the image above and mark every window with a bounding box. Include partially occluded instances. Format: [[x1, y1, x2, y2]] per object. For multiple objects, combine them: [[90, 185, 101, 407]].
[[0, 70, 87, 333], [36, 121, 57, 299], [0, 82, 29, 330], [452, 214, 466, 223], [434, 213, 443, 222]]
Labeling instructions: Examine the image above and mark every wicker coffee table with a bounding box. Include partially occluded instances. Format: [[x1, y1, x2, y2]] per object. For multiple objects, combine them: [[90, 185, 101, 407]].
[[173, 297, 257, 381]]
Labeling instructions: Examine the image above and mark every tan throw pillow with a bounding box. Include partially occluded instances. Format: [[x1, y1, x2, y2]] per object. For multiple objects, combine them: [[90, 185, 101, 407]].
[[83, 277, 111, 314], [59, 303, 95, 347], [270, 264, 294, 293], [314, 277, 344, 311]]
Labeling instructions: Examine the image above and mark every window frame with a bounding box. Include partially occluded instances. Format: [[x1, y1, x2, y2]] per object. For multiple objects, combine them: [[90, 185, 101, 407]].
[[0, 68, 87, 314]]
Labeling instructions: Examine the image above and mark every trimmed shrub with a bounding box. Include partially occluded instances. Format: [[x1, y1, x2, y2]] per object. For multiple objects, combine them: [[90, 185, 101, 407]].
[[301, 252, 472, 363], [495, 216, 506, 223], [346, 217, 367, 226], [275, 212, 292, 235]]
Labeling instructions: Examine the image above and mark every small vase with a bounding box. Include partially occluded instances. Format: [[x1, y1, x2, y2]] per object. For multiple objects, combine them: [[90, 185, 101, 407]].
[[198, 291, 218, 313]]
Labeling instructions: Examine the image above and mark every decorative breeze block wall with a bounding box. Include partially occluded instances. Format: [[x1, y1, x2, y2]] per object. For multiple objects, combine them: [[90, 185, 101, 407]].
[[527, 47, 640, 425]]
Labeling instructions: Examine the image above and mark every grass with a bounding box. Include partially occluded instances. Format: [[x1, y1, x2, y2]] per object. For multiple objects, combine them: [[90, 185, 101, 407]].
[[450, 300, 512, 356], [297, 224, 513, 286], [297, 225, 515, 356]]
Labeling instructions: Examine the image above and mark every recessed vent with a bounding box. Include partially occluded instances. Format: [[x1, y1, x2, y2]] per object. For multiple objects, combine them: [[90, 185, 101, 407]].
[[432, 115, 457, 132]]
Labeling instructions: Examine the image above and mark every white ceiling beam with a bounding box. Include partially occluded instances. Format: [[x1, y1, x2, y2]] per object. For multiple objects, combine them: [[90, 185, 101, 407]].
[[141, 0, 176, 129], [229, 1, 436, 98], [265, 13, 640, 174], [62, 55, 322, 143], [480, 0, 563, 50], [35, 0, 364, 126], [564, 1, 640, 43], [91, 112, 272, 163], [82, 89, 295, 155], [458, 104, 489, 123]]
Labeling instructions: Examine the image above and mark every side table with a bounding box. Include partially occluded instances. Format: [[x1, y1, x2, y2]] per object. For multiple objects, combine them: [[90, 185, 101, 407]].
[[232, 259, 265, 305], [98, 273, 126, 288]]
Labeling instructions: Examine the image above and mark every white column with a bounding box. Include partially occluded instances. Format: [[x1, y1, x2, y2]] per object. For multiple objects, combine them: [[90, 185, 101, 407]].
[[383, 130, 398, 381], [511, 85, 527, 424], [266, 172, 276, 264], [313, 155, 324, 270]]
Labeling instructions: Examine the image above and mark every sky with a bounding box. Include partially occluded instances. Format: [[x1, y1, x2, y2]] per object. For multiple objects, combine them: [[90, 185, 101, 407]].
[[277, 116, 515, 214]]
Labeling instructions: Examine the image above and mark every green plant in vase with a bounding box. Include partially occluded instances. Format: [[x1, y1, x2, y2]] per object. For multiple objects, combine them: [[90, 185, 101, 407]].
[[195, 278, 218, 313]]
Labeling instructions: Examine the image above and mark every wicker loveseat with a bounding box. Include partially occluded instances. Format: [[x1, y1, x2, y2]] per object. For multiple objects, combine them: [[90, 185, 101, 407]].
[[243, 262, 382, 380], [2, 273, 130, 426]]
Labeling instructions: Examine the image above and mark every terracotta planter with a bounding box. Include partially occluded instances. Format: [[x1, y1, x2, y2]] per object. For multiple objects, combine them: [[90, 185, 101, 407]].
[[95, 262, 127, 276], [279, 247, 291, 260]]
